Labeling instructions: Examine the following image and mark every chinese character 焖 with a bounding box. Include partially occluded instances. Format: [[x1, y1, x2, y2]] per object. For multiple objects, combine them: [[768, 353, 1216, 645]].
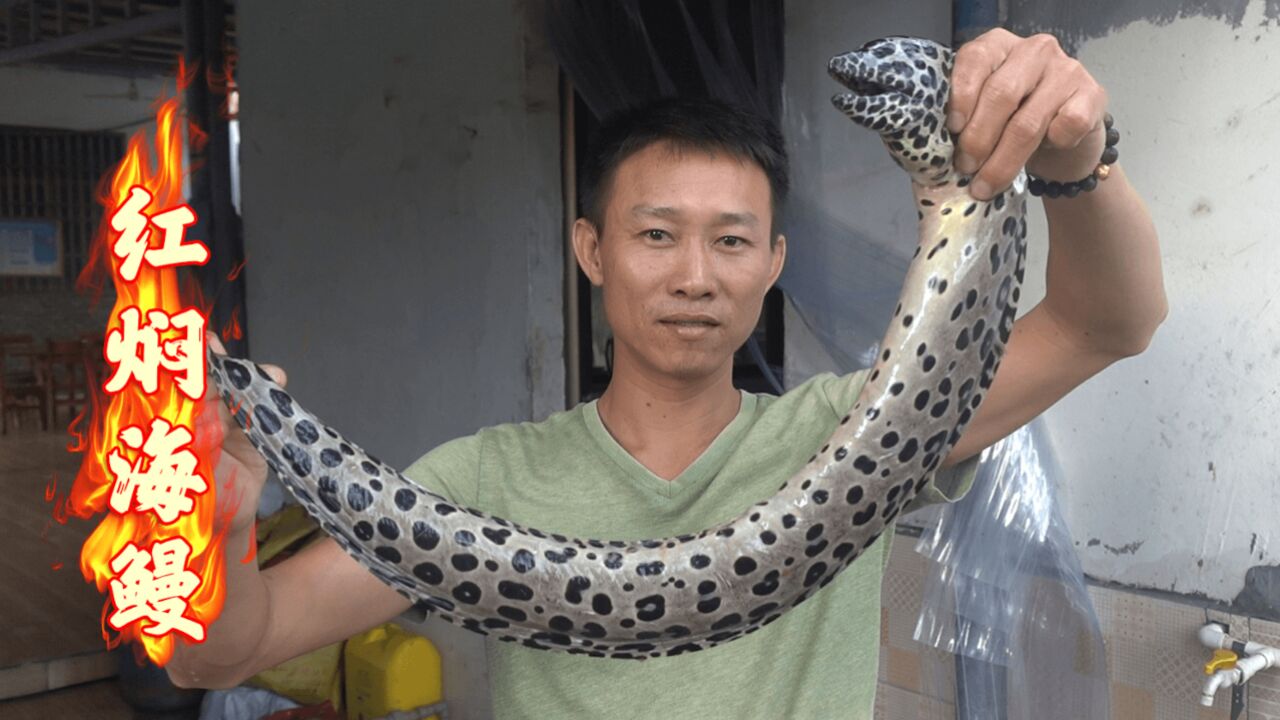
[[104, 306, 206, 399]]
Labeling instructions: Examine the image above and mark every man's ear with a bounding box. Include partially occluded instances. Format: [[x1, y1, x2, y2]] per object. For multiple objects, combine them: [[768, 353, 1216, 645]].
[[572, 218, 605, 286], [767, 233, 787, 288]]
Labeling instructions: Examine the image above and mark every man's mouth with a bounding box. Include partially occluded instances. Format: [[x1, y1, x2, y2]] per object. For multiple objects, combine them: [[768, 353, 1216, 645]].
[[660, 315, 720, 327]]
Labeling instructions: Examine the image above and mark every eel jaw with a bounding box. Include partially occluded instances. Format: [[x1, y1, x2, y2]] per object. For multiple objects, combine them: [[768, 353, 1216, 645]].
[[827, 51, 921, 134], [827, 53, 905, 99]]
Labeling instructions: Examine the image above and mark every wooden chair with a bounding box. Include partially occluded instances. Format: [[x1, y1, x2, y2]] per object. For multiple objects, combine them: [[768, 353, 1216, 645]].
[[43, 339, 94, 429], [78, 331, 109, 394], [0, 334, 49, 434]]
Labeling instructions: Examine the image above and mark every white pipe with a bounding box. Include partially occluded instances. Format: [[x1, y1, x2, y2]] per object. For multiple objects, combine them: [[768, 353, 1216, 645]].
[[1201, 669, 1237, 706], [1198, 621, 1231, 649], [1199, 622, 1280, 661], [1238, 647, 1280, 683]]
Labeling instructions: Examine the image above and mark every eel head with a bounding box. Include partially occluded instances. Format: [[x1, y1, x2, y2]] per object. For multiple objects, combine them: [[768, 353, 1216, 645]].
[[829, 36, 957, 186]]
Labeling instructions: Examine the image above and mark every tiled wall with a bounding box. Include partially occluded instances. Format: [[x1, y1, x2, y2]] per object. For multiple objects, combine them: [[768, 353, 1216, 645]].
[[0, 287, 114, 347], [877, 533, 1279, 720]]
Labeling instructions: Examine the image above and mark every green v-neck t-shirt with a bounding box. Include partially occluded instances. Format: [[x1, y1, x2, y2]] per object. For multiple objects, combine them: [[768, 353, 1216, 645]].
[[402, 369, 979, 720]]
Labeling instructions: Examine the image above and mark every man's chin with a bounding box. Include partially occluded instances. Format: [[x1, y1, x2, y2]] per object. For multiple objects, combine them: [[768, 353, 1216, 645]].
[[649, 353, 729, 383]]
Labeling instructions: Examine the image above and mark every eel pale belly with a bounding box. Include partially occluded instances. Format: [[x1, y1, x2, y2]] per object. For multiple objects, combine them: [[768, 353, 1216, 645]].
[[206, 36, 1028, 659]]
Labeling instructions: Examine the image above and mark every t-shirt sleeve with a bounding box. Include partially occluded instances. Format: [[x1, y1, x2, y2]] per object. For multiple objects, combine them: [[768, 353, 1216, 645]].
[[903, 453, 979, 511], [401, 432, 483, 506], [814, 370, 980, 510]]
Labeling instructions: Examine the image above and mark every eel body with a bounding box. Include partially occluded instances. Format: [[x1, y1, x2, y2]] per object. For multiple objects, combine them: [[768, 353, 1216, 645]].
[[207, 36, 1027, 659]]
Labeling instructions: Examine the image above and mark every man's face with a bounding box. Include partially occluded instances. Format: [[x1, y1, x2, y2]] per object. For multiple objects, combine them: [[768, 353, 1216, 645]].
[[573, 141, 786, 383]]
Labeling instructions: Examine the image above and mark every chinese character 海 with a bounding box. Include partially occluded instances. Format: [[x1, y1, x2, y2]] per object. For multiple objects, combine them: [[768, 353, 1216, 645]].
[[108, 417, 209, 523]]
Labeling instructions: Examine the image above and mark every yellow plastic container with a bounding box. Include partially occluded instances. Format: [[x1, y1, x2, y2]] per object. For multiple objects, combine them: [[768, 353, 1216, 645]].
[[344, 623, 443, 720], [248, 640, 343, 711], [250, 508, 344, 711]]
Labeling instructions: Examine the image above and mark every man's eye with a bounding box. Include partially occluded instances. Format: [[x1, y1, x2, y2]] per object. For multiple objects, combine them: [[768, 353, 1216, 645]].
[[720, 236, 747, 247], [645, 229, 670, 241]]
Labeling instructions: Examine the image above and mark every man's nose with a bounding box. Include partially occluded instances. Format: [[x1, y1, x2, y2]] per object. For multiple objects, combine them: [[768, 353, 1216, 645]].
[[671, 239, 716, 299]]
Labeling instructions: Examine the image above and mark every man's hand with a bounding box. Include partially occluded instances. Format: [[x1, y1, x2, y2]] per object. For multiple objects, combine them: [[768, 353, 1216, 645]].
[[199, 331, 286, 537], [938, 30, 1166, 466], [174, 335, 412, 690], [947, 28, 1109, 200]]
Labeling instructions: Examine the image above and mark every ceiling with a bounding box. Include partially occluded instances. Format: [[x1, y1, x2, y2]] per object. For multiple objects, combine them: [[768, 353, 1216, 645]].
[[0, 0, 235, 77]]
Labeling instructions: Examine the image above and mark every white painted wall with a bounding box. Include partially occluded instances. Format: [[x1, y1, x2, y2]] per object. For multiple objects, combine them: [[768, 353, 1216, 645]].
[[0, 65, 169, 135], [237, 2, 563, 716], [1027, 1, 1280, 604]]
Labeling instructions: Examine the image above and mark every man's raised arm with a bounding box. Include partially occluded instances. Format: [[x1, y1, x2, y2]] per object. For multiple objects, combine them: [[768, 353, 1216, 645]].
[[939, 29, 1167, 465], [166, 338, 412, 688]]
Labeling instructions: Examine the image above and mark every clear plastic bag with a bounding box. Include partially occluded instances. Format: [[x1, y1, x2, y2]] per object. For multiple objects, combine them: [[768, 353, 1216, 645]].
[[913, 419, 1109, 718]]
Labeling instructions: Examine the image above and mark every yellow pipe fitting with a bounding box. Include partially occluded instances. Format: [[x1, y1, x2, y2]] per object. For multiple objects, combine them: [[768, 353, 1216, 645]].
[[1204, 649, 1238, 675]]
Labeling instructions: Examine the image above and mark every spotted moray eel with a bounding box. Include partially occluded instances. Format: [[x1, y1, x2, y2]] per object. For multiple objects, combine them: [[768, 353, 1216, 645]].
[[206, 37, 1027, 660]]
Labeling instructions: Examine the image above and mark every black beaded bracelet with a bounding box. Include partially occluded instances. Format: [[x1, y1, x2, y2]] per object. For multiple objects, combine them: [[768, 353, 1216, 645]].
[[1027, 113, 1119, 198]]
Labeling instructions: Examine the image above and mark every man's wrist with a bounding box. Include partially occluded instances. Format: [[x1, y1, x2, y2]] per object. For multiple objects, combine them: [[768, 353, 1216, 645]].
[[1026, 124, 1107, 182]]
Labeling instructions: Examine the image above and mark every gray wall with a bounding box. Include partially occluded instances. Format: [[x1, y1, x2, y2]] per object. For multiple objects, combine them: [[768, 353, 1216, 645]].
[[780, 0, 953, 385], [237, 2, 564, 716], [781, 0, 951, 267]]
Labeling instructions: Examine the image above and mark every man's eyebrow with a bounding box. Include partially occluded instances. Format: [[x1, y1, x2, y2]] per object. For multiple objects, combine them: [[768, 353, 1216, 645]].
[[714, 211, 759, 228], [631, 205, 682, 220], [630, 205, 759, 228]]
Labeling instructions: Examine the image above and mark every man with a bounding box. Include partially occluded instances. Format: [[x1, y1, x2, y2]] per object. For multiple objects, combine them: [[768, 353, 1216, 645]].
[[171, 28, 1165, 719]]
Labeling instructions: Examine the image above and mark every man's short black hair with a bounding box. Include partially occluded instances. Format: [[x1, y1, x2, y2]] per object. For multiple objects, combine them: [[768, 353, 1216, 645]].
[[580, 96, 789, 239]]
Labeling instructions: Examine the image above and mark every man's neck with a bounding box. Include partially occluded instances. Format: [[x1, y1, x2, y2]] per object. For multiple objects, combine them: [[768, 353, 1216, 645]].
[[596, 358, 742, 482]]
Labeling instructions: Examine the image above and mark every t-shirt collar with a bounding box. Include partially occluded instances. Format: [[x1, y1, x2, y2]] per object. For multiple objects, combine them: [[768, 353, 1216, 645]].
[[582, 390, 758, 499]]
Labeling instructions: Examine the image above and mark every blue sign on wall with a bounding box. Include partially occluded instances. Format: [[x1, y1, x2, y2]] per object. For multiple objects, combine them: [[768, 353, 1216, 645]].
[[0, 219, 63, 277]]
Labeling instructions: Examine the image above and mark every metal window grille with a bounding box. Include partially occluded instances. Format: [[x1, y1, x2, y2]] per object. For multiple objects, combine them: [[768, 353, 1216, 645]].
[[0, 125, 124, 291]]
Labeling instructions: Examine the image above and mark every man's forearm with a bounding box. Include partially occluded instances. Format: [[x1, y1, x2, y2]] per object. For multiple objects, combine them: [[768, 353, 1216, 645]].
[[166, 525, 272, 688], [1038, 165, 1168, 355]]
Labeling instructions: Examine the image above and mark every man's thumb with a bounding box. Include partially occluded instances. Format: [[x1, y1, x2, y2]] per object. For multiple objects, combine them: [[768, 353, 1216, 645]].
[[259, 363, 288, 388]]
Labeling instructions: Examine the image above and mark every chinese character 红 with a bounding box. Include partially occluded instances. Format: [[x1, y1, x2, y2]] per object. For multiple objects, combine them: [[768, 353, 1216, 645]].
[[108, 185, 209, 282]]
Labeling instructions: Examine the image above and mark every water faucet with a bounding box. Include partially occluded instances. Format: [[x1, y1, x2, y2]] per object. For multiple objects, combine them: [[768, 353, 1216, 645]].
[[1198, 621, 1280, 708]]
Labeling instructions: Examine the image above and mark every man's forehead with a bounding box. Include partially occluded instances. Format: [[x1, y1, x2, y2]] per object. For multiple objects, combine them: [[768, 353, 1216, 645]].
[[629, 204, 760, 228], [622, 140, 760, 175]]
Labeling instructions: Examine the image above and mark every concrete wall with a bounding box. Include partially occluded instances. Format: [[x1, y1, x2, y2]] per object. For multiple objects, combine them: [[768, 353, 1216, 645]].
[[1010, 0, 1280, 614], [236, 2, 563, 717], [779, 0, 953, 378], [0, 66, 168, 135]]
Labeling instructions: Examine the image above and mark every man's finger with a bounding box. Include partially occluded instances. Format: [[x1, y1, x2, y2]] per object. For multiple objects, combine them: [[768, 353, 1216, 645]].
[[260, 363, 287, 388], [202, 332, 224, 405], [972, 76, 1071, 199], [206, 330, 226, 356], [1044, 83, 1105, 150], [955, 38, 1052, 177], [946, 28, 1017, 134]]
